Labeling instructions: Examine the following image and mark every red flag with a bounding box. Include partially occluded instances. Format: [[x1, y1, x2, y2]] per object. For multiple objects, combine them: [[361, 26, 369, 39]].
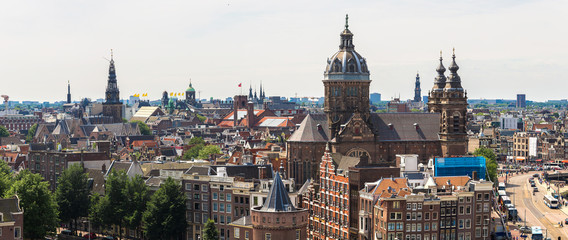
[[238, 83, 242, 87]]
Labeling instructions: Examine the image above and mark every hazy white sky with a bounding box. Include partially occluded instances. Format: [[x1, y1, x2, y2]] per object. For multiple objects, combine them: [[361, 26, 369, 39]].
[[1, 0, 567, 102]]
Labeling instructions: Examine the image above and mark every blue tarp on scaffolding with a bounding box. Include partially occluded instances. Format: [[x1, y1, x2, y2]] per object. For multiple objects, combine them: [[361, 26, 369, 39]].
[[434, 156, 487, 180]]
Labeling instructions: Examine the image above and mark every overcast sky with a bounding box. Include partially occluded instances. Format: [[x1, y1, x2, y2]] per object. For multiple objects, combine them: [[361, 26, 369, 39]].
[[1, 0, 567, 102]]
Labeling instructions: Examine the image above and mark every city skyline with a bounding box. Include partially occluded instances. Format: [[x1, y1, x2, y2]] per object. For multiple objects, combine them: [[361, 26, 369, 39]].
[[1, 0, 567, 102]]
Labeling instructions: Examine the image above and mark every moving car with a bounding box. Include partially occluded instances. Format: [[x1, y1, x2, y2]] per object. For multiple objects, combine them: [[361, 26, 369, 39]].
[[83, 232, 97, 239], [520, 226, 532, 234]]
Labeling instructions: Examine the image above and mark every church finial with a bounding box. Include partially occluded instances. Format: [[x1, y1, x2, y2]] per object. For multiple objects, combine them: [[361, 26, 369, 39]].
[[345, 14, 349, 29], [110, 49, 114, 61]]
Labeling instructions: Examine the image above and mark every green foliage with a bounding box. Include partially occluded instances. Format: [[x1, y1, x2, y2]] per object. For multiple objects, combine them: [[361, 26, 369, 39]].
[[122, 118, 128, 123], [131, 120, 151, 135], [198, 145, 222, 159], [473, 146, 498, 184], [56, 164, 90, 233], [124, 175, 150, 231], [202, 219, 219, 240], [143, 177, 187, 239], [0, 160, 13, 198], [7, 170, 58, 239], [189, 137, 205, 145], [0, 125, 9, 137], [195, 114, 206, 122], [26, 123, 38, 143], [183, 144, 204, 159], [89, 193, 108, 229]]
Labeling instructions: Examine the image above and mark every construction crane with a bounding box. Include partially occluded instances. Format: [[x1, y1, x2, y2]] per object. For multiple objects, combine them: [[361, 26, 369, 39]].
[[1, 95, 8, 111]]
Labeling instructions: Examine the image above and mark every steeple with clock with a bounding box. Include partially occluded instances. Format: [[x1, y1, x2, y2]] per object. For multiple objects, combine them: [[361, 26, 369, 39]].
[[102, 50, 124, 123]]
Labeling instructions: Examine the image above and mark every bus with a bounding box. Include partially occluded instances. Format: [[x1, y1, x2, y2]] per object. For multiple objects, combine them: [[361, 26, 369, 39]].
[[500, 196, 511, 206], [544, 195, 559, 209], [531, 226, 543, 240], [505, 204, 518, 221], [498, 182, 506, 191]]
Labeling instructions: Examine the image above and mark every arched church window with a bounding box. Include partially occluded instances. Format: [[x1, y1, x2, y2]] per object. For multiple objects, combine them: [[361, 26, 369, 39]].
[[347, 148, 370, 161]]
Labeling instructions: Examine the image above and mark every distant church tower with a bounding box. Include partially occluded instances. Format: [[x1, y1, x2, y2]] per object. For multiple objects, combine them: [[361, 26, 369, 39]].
[[67, 81, 71, 104], [414, 72, 421, 102], [323, 15, 371, 138], [185, 80, 196, 106], [428, 50, 468, 156], [102, 51, 123, 123]]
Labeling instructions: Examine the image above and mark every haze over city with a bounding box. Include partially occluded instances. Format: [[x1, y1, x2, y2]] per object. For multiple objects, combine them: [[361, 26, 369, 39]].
[[1, 0, 567, 102]]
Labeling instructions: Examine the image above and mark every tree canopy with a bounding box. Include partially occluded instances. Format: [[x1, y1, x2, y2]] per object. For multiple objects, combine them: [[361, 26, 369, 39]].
[[0, 125, 9, 137], [198, 145, 221, 160], [26, 123, 38, 143], [473, 146, 498, 184], [123, 175, 150, 232], [183, 144, 204, 160], [131, 120, 151, 135], [202, 219, 219, 240], [7, 170, 58, 239], [55, 164, 90, 235], [143, 177, 187, 239], [188, 136, 205, 145], [0, 160, 13, 198]]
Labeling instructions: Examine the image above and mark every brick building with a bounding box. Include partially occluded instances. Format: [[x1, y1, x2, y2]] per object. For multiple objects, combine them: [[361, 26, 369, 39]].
[[0, 197, 23, 240], [0, 115, 42, 132], [287, 16, 468, 190]]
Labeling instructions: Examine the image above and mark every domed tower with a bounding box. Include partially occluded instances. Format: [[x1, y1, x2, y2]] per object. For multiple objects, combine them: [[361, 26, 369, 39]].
[[185, 80, 196, 105], [323, 15, 371, 138], [428, 49, 468, 156]]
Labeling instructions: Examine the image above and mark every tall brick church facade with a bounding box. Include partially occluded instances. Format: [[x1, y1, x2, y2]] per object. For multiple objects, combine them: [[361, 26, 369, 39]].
[[287, 16, 468, 188]]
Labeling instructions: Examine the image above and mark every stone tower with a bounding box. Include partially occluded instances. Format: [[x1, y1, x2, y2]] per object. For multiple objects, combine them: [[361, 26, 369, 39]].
[[323, 15, 371, 138], [102, 51, 123, 123], [251, 172, 308, 240], [428, 50, 468, 156], [67, 81, 71, 104], [185, 80, 196, 106], [414, 72, 421, 102]]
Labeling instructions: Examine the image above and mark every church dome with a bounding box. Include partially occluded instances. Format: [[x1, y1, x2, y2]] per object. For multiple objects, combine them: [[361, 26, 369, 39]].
[[186, 83, 195, 92], [324, 15, 370, 81]]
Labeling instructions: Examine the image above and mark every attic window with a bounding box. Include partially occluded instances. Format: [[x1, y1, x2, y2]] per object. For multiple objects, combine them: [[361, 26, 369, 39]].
[[388, 123, 393, 130], [414, 123, 419, 130], [317, 124, 322, 131]]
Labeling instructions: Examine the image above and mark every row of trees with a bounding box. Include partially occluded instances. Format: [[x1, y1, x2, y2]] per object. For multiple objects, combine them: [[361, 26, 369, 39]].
[[58, 165, 188, 239]]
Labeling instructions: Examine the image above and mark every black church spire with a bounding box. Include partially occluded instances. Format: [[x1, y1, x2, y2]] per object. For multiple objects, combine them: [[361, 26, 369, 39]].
[[414, 72, 421, 102], [105, 50, 120, 104], [67, 81, 71, 104]]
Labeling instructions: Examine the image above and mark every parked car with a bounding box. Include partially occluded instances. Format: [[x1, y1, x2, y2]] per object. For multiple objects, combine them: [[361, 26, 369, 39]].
[[564, 218, 568, 224], [83, 232, 97, 239], [520, 226, 532, 234], [533, 187, 539, 192], [60, 230, 72, 235], [533, 174, 539, 177]]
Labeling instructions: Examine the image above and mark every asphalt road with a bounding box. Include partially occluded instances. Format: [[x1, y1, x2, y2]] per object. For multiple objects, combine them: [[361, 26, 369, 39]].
[[506, 171, 568, 240]]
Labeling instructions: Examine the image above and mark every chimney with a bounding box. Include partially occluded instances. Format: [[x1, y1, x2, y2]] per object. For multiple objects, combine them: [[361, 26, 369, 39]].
[[247, 101, 254, 129], [102, 163, 107, 173]]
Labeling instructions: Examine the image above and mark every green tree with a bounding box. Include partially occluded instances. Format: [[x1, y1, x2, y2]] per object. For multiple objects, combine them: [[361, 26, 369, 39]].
[[198, 145, 221, 159], [143, 177, 187, 240], [473, 146, 498, 184], [26, 123, 38, 143], [55, 164, 90, 235], [183, 144, 204, 159], [195, 114, 206, 122], [202, 219, 219, 240], [131, 120, 151, 135], [0, 160, 13, 198], [7, 170, 58, 239], [0, 125, 9, 137], [189, 136, 205, 145], [104, 170, 129, 238], [124, 175, 150, 236]]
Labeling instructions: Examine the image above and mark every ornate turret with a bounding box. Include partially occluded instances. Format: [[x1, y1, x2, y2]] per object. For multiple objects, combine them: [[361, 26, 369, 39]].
[[67, 81, 71, 104], [105, 51, 120, 104], [185, 79, 196, 105], [444, 49, 463, 91], [323, 15, 372, 138], [102, 50, 124, 123], [433, 51, 446, 91], [414, 72, 421, 102]]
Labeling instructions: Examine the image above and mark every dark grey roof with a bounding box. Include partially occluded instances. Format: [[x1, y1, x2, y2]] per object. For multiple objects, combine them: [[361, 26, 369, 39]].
[[288, 114, 329, 142], [0, 197, 21, 222], [404, 172, 425, 180], [297, 178, 311, 196], [105, 161, 131, 176], [85, 168, 106, 195], [211, 165, 273, 180], [229, 216, 252, 227], [369, 113, 441, 141], [259, 172, 296, 212], [185, 166, 210, 175]]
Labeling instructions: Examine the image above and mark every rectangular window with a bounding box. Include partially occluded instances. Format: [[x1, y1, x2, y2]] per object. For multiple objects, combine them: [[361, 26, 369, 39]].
[[483, 203, 489, 212], [466, 206, 471, 214], [397, 222, 404, 230], [235, 228, 240, 238], [227, 204, 232, 213], [433, 212, 438, 220], [425, 212, 430, 220], [388, 223, 396, 231], [465, 219, 471, 229], [407, 203, 412, 210], [459, 206, 464, 215], [459, 219, 464, 229], [213, 203, 218, 212], [425, 234, 430, 240], [432, 222, 437, 230], [186, 183, 192, 191], [14, 227, 20, 239], [394, 201, 400, 209], [194, 184, 200, 191], [203, 203, 209, 211], [407, 213, 411, 220], [213, 192, 218, 200], [475, 228, 481, 237], [412, 224, 416, 232], [432, 233, 437, 240], [220, 215, 225, 224], [227, 193, 232, 202], [220, 193, 225, 201], [425, 223, 430, 231], [296, 229, 300, 240], [417, 223, 422, 231], [465, 233, 471, 240], [202, 184, 208, 192], [220, 203, 225, 212], [203, 194, 209, 201], [418, 203, 423, 209], [417, 212, 422, 221], [407, 224, 411, 232], [265, 233, 271, 240]]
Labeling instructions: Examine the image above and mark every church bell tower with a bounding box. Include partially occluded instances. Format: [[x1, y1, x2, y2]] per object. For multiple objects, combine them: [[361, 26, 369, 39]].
[[102, 50, 124, 123]]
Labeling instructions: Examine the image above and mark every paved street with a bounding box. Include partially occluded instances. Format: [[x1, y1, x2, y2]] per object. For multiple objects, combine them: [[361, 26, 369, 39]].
[[504, 171, 568, 240]]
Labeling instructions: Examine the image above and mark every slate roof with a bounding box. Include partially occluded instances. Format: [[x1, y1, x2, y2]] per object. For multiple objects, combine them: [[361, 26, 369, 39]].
[[287, 114, 329, 142], [369, 113, 441, 141], [0, 197, 22, 222], [185, 165, 210, 175], [330, 153, 360, 170], [259, 172, 296, 212], [404, 172, 425, 180], [211, 165, 273, 180], [229, 216, 252, 227], [85, 169, 106, 195]]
